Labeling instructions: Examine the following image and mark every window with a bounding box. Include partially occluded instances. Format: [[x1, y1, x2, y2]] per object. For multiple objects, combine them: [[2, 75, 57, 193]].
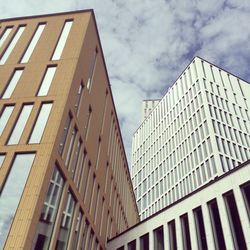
[[65, 127, 77, 167], [128, 240, 136, 250], [0, 25, 26, 65], [224, 191, 247, 250], [241, 182, 250, 221], [37, 66, 57, 96], [28, 103, 52, 144], [0, 105, 14, 136], [71, 209, 82, 250], [0, 26, 13, 48], [0, 154, 5, 168], [84, 106, 92, 138], [2, 68, 23, 99], [7, 104, 33, 145], [193, 206, 208, 250], [20, 23, 46, 63], [58, 114, 72, 155], [140, 233, 149, 250], [207, 199, 226, 250], [51, 20, 73, 60], [181, 214, 191, 250], [56, 191, 75, 250], [154, 226, 164, 250], [75, 82, 84, 114], [168, 220, 177, 250], [34, 166, 64, 250], [87, 48, 98, 89], [0, 153, 36, 247]]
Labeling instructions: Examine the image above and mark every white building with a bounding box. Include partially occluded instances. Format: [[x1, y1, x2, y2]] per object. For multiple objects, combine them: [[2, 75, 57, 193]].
[[131, 57, 250, 219], [107, 159, 250, 250], [142, 99, 160, 121]]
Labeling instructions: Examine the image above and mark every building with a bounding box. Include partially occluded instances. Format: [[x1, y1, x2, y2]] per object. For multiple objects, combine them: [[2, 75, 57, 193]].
[[142, 99, 160, 121], [0, 10, 139, 250], [107, 159, 250, 250], [131, 57, 250, 219]]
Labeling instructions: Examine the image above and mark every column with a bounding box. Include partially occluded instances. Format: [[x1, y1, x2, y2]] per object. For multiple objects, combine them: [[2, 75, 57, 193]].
[[216, 196, 235, 250], [188, 211, 198, 250], [201, 203, 215, 250]]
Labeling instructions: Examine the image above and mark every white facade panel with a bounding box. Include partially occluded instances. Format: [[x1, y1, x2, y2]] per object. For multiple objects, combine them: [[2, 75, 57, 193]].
[[131, 57, 250, 219]]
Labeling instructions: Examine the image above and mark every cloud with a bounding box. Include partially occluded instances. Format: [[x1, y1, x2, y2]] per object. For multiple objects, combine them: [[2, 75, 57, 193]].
[[1, 0, 250, 166]]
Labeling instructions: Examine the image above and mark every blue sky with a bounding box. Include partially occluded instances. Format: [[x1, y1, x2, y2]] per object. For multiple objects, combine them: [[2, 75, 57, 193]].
[[1, 0, 250, 165]]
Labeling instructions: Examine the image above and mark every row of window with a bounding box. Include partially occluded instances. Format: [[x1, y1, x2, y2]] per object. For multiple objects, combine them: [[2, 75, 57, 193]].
[[0, 102, 52, 145], [34, 166, 103, 250], [0, 153, 36, 247], [0, 20, 73, 65], [137, 154, 217, 216], [117, 181, 250, 250]]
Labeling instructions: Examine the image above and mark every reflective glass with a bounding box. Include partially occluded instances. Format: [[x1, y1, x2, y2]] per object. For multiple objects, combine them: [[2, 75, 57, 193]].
[[0, 154, 5, 168], [0, 26, 26, 65], [0, 153, 36, 248], [7, 104, 33, 145], [37, 66, 56, 96], [0, 105, 14, 136], [29, 103, 52, 144], [21, 23, 45, 63], [2, 69, 23, 99], [51, 21, 73, 60], [0, 27, 12, 48]]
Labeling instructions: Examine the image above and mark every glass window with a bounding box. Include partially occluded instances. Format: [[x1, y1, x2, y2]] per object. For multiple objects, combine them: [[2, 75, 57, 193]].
[[34, 166, 64, 250], [0, 26, 13, 48], [181, 214, 191, 250], [140, 233, 149, 250], [193, 206, 208, 250], [7, 104, 33, 145], [154, 226, 164, 250], [51, 20, 73, 60], [58, 114, 72, 155], [75, 82, 84, 114], [128, 240, 136, 250], [87, 48, 98, 90], [28, 103, 52, 144], [56, 191, 75, 250], [224, 191, 247, 250], [0, 153, 36, 247], [0, 26, 26, 65], [71, 209, 83, 250], [2, 69, 23, 99], [168, 220, 177, 250], [0, 154, 6, 168], [37, 66, 57, 96], [20, 23, 46, 63], [0, 105, 14, 136]]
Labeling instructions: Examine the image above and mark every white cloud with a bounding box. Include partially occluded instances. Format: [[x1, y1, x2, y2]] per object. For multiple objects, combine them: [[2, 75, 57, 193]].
[[1, 0, 250, 166]]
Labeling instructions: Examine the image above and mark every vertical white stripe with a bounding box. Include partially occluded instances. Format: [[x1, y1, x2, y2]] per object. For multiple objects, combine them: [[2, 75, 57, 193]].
[[52, 21, 73, 60], [0, 27, 12, 48], [0, 26, 25, 65], [21, 23, 45, 63]]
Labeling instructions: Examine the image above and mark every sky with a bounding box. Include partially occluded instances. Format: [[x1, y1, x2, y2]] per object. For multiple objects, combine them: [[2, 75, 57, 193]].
[[1, 0, 250, 166]]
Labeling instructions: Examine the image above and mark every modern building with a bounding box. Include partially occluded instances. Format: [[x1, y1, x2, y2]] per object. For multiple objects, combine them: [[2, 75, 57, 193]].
[[142, 99, 160, 121], [107, 159, 250, 250], [0, 10, 139, 250], [131, 57, 250, 219]]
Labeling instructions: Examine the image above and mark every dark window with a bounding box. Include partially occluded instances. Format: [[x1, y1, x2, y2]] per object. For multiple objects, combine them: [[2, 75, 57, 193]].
[[128, 240, 136, 250], [193, 206, 208, 250], [154, 226, 164, 250], [208, 199, 226, 250], [241, 181, 250, 221], [140, 233, 149, 250], [180, 214, 191, 250], [224, 191, 247, 250], [168, 220, 177, 250]]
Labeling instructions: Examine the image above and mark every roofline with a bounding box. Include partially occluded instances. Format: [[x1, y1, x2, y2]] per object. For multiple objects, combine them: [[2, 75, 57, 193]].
[[0, 9, 94, 22], [133, 55, 250, 135], [89, 12, 140, 218], [143, 98, 161, 101], [108, 158, 250, 242]]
